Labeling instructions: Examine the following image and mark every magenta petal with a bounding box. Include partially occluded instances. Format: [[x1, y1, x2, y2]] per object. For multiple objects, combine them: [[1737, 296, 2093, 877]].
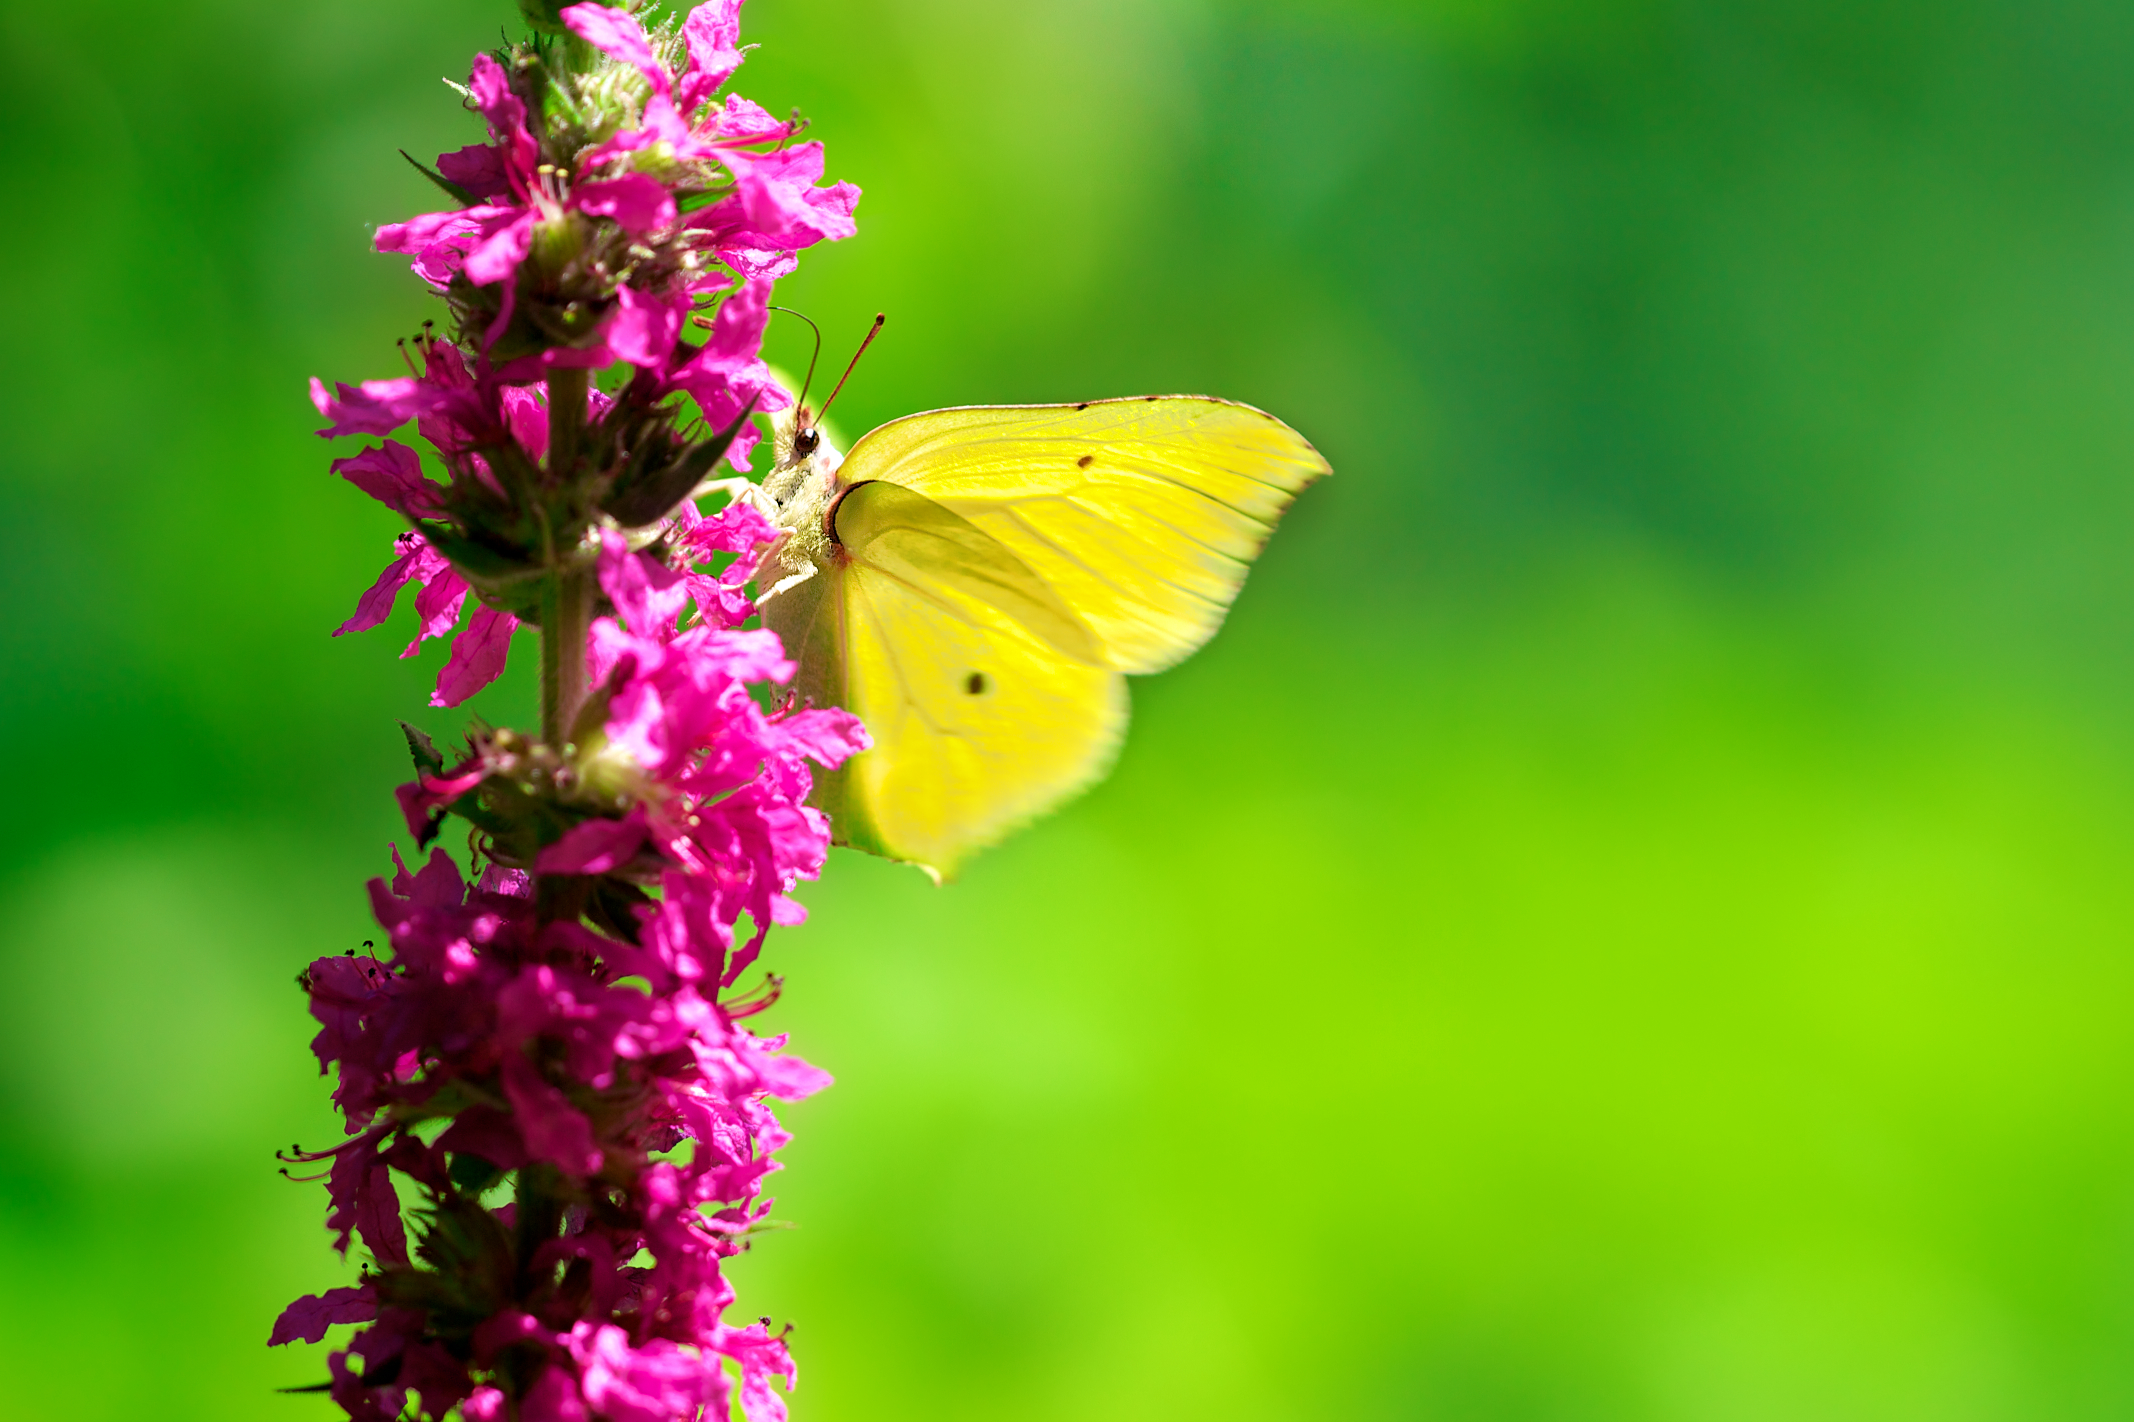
[[574, 173, 677, 235], [501, 1053, 604, 1175], [562, 3, 669, 94], [718, 143, 857, 248], [608, 284, 688, 370], [537, 814, 651, 875], [464, 210, 536, 287], [755, 1047, 832, 1102], [334, 441, 445, 519], [405, 561, 469, 658], [393, 780, 433, 838], [598, 531, 694, 634], [573, 1324, 721, 1422], [436, 143, 511, 201], [715, 1321, 799, 1422], [499, 385, 551, 461], [678, 0, 748, 109], [337, 540, 425, 636], [463, 1388, 508, 1422], [431, 607, 518, 707], [356, 1160, 409, 1266], [269, 1285, 379, 1346], [469, 53, 540, 186], [518, 1364, 592, 1422], [312, 376, 450, 438], [435, 1107, 532, 1171], [374, 207, 489, 255]]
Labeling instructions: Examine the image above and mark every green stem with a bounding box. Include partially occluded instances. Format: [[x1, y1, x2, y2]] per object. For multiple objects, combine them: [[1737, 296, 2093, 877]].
[[540, 367, 592, 746], [547, 367, 588, 493], [539, 566, 591, 748], [537, 369, 593, 927]]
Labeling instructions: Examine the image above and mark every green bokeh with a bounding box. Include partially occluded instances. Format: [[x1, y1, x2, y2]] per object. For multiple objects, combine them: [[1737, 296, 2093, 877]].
[[4, 0, 2134, 1416]]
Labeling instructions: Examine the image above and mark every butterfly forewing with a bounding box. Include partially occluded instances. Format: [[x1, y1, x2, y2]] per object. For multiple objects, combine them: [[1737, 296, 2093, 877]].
[[836, 397, 1331, 673]]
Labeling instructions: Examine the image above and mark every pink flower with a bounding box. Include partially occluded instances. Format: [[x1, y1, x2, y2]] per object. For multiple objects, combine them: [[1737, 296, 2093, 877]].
[[573, 173, 678, 235], [609, 285, 690, 370], [713, 1319, 802, 1422], [337, 533, 460, 648], [561, 5, 670, 97], [332, 442, 445, 520], [679, 0, 750, 111], [664, 275, 790, 471], [578, 529, 868, 966], [337, 533, 519, 707], [309, 376, 450, 438], [708, 144, 860, 251], [570, 1324, 721, 1422], [468, 52, 539, 198]]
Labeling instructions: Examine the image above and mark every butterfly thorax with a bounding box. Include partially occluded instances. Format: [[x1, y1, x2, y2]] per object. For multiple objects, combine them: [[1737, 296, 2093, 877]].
[[756, 415, 846, 601]]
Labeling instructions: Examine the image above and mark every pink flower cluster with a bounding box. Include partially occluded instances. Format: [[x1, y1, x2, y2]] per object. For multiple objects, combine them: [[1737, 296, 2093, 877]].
[[281, 5, 867, 1419], [273, 842, 827, 1422], [392, 513, 868, 977]]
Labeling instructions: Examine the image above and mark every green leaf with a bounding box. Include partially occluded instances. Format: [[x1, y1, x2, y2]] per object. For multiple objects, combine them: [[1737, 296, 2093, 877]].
[[399, 149, 475, 207], [601, 395, 759, 527]]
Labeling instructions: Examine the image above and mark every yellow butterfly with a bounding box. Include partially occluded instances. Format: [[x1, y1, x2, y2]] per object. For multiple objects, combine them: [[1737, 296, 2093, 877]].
[[751, 392, 1329, 880]]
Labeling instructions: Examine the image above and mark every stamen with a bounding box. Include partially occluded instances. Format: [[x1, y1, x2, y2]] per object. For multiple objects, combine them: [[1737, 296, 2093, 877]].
[[722, 971, 785, 1018]]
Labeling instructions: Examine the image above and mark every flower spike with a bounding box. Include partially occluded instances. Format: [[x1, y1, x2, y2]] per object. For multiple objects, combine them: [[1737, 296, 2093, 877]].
[[285, 5, 863, 1419]]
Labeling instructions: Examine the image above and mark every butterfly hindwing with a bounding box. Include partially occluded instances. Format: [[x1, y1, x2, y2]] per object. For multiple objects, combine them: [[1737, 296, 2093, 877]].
[[834, 397, 1331, 673], [761, 480, 1124, 877]]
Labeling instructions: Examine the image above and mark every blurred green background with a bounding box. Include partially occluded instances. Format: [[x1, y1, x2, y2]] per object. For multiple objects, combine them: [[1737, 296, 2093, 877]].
[[6, 0, 2134, 1416]]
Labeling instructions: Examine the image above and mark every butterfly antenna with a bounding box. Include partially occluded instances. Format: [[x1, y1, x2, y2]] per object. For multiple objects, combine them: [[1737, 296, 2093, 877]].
[[815, 313, 886, 428], [767, 306, 823, 422]]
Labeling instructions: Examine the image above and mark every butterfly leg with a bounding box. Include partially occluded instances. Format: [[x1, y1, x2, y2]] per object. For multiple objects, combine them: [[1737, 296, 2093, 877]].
[[753, 557, 818, 610], [690, 476, 778, 516]]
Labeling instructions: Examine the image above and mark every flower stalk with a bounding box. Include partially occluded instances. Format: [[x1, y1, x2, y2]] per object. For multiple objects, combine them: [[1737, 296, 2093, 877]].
[[540, 361, 593, 750]]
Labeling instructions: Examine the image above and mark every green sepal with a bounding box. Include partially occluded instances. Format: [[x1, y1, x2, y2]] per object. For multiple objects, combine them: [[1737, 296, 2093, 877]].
[[448, 1152, 506, 1193], [400, 721, 445, 779], [399, 149, 475, 207], [516, 0, 572, 35], [586, 878, 652, 946], [601, 395, 759, 527], [445, 790, 517, 839], [408, 519, 534, 583]]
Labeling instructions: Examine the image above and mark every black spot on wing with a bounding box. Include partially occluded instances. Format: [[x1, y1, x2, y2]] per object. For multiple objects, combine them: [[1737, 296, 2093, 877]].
[[965, 671, 989, 695], [1076, 454, 1094, 469]]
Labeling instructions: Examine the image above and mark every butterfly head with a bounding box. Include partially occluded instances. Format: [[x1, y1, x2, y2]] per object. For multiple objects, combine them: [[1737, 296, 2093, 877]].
[[755, 312, 884, 600], [755, 403, 845, 599]]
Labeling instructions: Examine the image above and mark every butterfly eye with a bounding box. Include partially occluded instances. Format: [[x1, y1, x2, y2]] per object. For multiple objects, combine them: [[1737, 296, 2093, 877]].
[[795, 427, 820, 456]]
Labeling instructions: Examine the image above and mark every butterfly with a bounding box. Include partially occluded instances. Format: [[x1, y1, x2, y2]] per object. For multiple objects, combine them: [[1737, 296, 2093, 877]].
[[748, 388, 1328, 881]]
